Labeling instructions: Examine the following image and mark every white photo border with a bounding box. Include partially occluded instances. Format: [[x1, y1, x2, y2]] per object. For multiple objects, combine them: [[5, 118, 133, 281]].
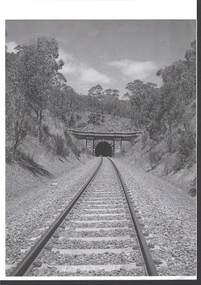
[[0, 0, 197, 281]]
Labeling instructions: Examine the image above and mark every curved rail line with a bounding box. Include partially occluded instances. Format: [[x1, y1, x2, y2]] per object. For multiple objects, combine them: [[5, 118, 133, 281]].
[[11, 157, 103, 276], [11, 157, 158, 276]]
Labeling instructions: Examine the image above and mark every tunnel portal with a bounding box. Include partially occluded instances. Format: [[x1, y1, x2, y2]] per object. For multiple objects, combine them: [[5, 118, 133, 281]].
[[95, 141, 112, 157]]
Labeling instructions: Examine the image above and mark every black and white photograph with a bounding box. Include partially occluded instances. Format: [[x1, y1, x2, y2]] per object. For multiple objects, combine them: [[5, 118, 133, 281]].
[[4, 3, 197, 280]]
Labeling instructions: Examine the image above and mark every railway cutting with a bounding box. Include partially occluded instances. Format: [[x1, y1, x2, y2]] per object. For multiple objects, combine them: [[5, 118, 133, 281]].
[[11, 157, 158, 277]]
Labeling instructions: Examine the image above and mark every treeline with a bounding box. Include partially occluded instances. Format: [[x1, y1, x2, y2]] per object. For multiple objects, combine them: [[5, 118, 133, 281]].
[[125, 41, 196, 172]]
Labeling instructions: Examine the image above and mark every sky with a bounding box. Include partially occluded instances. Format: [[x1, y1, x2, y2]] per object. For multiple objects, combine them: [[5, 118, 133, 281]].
[[6, 20, 196, 96]]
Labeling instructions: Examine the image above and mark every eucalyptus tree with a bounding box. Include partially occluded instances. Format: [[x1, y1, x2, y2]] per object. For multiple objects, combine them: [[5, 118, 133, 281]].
[[156, 40, 196, 151], [6, 50, 28, 154], [16, 37, 64, 141], [88, 84, 103, 113]]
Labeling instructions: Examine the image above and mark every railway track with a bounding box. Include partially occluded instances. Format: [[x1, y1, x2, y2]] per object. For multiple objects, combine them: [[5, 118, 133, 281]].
[[11, 157, 158, 276]]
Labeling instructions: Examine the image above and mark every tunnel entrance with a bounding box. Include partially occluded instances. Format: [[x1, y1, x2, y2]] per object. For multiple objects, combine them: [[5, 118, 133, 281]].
[[95, 141, 112, 157]]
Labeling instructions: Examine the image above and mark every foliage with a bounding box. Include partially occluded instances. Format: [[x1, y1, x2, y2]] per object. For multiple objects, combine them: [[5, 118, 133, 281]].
[[125, 41, 196, 169], [54, 135, 69, 157], [177, 130, 196, 159], [87, 112, 102, 125], [68, 113, 76, 128], [149, 149, 162, 169], [6, 36, 66, 156], [6, 35, 196, 175], [6, 52, 28, 152]]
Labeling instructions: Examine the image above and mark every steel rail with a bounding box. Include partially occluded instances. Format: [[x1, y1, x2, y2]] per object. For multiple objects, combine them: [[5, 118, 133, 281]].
[[108, 158, 158, 276], [11, 157, 103, 276]]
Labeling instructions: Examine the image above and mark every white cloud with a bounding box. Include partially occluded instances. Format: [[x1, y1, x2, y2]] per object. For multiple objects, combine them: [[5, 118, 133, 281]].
[[59, 49, 110, 84], [59, 49, 78, 73], [80, 67, 110, 83], [6, 41, 18, 53], [108, 59, 157, 80]]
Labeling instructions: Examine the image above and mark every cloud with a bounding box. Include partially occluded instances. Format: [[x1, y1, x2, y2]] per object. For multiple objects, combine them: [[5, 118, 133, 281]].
[[80, 67, 110, 83], [6, 41, 18, 53], [59, 49, 110, 84], [59, 49, 78, 74], [108, 59, 157, 80]]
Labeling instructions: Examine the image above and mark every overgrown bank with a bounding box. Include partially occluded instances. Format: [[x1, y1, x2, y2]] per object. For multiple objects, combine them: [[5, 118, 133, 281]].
[[121, 134, 196, 196], [119, 40, 196, 196]]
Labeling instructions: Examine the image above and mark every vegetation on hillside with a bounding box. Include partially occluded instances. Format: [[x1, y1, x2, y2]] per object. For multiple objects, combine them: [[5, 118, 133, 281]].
[[125, 41, 196, 173], [6, 37, 81, 164], [6, 37, 129, 162], [6, 36, 196, 182]]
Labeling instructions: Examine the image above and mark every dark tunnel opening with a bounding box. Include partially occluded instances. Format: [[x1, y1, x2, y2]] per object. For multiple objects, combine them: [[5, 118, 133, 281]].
[[95, 141, 112, 157]]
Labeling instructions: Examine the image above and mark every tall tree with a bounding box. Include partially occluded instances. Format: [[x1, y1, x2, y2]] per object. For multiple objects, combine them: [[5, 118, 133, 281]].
[[156, 40, 196, 150], [6, 51, 28, 154], [88, 84, 104, 114], [16, 37, 63, 141]]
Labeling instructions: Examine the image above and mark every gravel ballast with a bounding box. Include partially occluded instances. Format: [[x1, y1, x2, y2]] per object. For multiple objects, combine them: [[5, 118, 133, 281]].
[[26, 158, 146, 276], [6, 156, 196, 277], [6, 157, 100, 275], [113, 158, 197, 276]]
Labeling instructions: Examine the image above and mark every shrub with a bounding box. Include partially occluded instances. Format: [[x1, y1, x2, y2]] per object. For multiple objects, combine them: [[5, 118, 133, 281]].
[[76, 114, 82, 121], [6, 148, 14, 164], [68, 113, 75, 127], [149, 149, 162, 169], [188, 188, 196, 196], [146, 121, 166, 143], [87, 112, 101, 125], [177, 130, 195, 159], [172, 153, 185, 172], [54, 135, 68, 157], [43, 124, 50, 136], [188, 177, 196, 196], [64, 131, 81, 158]]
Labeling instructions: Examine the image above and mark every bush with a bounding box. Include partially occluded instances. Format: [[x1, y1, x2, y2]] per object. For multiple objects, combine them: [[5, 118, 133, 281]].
[[54, 135, 68, 157], [177, 131, 195, 158], [43, 124, 50, 136], [76, 114, 82, 121], [172, 153, 185, 172], [87, 112, 101, 125], [188, 177, 196, 196], [68, 113, 75, 127], [64, 131, 81, 158], [146, 121, 166, 142], [6, 148, 14, 164], [149, 149, 162, 169]]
